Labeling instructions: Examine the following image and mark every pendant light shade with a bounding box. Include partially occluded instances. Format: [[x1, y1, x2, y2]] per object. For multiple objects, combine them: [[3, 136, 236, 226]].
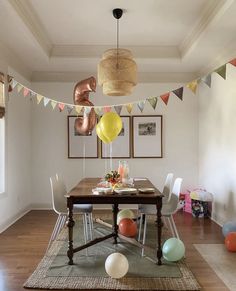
[[98, 9, 137, 96]]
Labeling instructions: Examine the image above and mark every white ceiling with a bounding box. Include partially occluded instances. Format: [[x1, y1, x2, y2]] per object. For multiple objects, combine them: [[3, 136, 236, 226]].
[[0, 0, 236, 82]]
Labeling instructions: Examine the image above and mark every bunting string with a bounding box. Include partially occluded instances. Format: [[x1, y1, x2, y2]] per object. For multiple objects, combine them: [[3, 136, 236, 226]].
[[7, 58, 236, 115]]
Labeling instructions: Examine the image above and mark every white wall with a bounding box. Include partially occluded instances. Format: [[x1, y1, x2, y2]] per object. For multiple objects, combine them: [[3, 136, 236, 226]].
[[199, 64, 236, 225], [31, 81, 198, 209], [0, 62, 31, 232]]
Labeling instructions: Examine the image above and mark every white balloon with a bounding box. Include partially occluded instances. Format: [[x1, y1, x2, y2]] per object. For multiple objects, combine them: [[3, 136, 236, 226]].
[[105, 253, 129, 279]]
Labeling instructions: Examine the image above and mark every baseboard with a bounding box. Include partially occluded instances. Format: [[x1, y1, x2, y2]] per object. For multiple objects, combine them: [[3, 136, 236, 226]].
[[211, 214, 223, 227], [0, 206, 31, 233]]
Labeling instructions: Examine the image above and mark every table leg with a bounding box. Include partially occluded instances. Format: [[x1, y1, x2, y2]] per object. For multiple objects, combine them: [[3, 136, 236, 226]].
[[156, 199, 163, 265], [66, 197, 75, 265], [112, 203, 119, 244]]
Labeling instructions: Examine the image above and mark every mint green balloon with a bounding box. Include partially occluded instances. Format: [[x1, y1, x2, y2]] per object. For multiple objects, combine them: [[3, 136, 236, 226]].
[[117, 209, 135, 225], [163, 238, 185, 262]]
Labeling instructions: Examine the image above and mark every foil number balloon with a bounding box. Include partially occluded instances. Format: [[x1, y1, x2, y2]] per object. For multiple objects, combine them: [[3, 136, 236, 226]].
[[73, 76, 97, 136]]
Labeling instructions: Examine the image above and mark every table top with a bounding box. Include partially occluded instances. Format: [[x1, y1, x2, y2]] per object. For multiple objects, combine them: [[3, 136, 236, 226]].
[[66, 178, 163, 204]]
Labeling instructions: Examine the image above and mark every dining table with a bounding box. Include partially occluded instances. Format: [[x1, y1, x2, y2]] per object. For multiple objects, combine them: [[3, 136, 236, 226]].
[[65, 177, 164, 265]]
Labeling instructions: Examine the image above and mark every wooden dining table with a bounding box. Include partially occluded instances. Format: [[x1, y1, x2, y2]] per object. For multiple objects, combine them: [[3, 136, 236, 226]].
[[66, 177, 164, 265]]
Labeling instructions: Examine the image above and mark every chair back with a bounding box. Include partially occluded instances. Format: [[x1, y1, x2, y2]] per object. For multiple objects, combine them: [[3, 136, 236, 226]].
[[162, 178, 182, 215], [162, 173, 174, 202], [50, 175, 67, 215]]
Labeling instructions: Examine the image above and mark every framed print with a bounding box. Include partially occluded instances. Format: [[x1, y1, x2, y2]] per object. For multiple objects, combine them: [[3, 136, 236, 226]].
[[67, 115, 98, 158], [132, 115, 163, 158], [101, 116, 131, 158]]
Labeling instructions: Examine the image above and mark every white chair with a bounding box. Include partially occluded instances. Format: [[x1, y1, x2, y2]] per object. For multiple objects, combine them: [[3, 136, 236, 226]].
[[138, 177, 183, 256], [47, 175, 93, 251]]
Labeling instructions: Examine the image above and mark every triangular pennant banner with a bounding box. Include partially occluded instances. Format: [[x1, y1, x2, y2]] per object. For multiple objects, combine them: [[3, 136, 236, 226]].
[[126, 103, 133, 114], [160, 93, 170, 105], [214, 64, 226, 79], [43, 97, 50, 107], [173, 87, 183, 100], [148, 97, 158, 110], [58, 103, 65, 112], [51, 100, 57, 110], [17, 84, 23, 93], [104, 106, 111, 113], [94, 107, 103, 116], [84, 106, 91, 115], [201, 74, 211, 88], [229, 58, 236, 67], [23, 87, 30, 97], [12, 79, 17, 89], [186, 80, 198, 94], [66, 105, 74, 114], [37, 94, 43, 104], [114, 105, 122, 115], [137, 100, 146, 112], [75, 105, 82, 114]]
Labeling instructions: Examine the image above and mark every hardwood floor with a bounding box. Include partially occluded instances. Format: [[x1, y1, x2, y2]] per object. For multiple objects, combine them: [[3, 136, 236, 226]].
[[0, 210, 229, 291]]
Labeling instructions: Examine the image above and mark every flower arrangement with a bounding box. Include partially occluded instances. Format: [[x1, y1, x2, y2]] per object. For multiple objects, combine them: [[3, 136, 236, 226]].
[[105, 170, 121, 186]]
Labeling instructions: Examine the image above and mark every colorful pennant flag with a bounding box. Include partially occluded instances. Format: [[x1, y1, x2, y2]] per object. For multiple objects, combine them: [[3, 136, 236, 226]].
[[148, 97, 158, 110], [104, 106, 111, 113], [84, 106, 91, 115], [214, 64, 226, 79], [66, 105, 74, 114], [37, 94, 43, 104], [201, 74, 211, 88], [43, 97, 50, 107], [17, 83, 23, 93], [137, 100, 146, 112], [173, 87, 183, 100], [23, 87, 30, 97], [229, 58, 236, 67], [51, 100, 57, 110], [186, 80, 198, 94], [12, 79, 17, 89], [160, 93, 170, 105], [126, 103, 133, 114], [114, 105, 122, 115], [58, 103, 65, 112], [75, 105, 82, 114], [94, 107, 103, 116]]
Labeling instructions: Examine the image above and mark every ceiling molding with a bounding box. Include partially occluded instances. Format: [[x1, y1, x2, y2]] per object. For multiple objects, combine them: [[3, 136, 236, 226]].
[[7, 0, 52, 57], [51, 45, 180, 59], [180, 0, 234, 59], [31, 71, 197, 83]]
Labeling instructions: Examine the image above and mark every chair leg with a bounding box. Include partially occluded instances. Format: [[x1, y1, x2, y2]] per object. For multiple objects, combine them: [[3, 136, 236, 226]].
[[138, 213, 144, 242], [47, 214, 63, 252], [167, 216, 175, 237], [82, 214, 88, 256], [88, 213, 93, 240], [170, 215, 179, 239], [141, 216, 147, 257]]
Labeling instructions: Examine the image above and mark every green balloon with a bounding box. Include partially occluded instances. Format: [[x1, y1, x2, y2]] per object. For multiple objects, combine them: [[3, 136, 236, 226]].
[[163, 238, 185, 262], [117, 209, 135, 225]]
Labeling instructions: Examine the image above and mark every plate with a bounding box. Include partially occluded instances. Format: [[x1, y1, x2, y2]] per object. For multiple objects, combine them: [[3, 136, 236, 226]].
[[92, 187, 112, 195], [114, 188, 137, 194], [138, 187, 155, 193]]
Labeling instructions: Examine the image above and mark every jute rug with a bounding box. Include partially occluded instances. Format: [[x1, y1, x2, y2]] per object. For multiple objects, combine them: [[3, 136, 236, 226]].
[[24, 218, 200, 290], [195, 244, 236, 291]]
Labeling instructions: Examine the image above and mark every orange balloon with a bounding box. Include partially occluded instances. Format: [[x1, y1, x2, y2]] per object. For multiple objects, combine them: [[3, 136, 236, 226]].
[[119, 218, 137, 238], [225, 232, 236, 252]]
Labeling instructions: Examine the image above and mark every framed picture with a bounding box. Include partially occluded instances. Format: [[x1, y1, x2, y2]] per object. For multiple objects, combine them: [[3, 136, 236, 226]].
[[67, 115, 98, 158], [132, 115, 163, 158], [101, 116, 131, 158]]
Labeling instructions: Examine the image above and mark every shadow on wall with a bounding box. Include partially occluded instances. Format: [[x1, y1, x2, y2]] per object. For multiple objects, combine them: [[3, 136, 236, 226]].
[[214, 190, 235, 224]]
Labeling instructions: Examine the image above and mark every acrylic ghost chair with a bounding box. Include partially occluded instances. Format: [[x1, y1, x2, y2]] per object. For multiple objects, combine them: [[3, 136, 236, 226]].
[[47, 175, 93, 252], [138, 177, 183, 256]]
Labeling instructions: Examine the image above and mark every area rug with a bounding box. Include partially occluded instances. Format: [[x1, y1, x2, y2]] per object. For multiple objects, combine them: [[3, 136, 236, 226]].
[[24, 219, 200, 290], [195, 244, 236, 291]]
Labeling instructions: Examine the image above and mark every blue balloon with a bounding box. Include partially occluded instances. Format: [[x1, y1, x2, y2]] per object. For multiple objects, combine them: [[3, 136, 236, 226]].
[[222, 221, 236, 237], [162, 238, 185, 262]]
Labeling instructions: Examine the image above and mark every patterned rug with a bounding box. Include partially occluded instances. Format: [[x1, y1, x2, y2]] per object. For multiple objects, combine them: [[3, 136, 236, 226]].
[[24, 218, 200, 290]]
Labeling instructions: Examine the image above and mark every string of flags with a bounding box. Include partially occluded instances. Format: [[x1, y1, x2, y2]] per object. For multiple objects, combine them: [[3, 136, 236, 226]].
[[8, 58, 236, 115]]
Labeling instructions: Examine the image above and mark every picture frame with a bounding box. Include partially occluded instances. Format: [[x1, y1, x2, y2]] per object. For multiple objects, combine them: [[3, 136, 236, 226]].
[[101, 116, 131, 158], [132, 115, 163, 158], [67, 115, 98, 158]]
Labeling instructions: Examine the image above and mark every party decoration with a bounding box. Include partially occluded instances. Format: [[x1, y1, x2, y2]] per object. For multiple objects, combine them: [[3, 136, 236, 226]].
[[114, 105, 123, 115], [117, 209, 135, 225], [99, 112, 122, 142], [58, 103, 65, 112], [51, 100, 57, 110], [126, 103, 133, 114], [225, 232, 236, 252], [119, 218, 137, 237], [214, 64, 226, 79], [96, 123, 110, 144], [160, 93, 170, 105], [37, 94, 43, 104], [104, 106, 111, 113], [148, 97, 158, 110], [186, 80, 198, 94], [43, 97, 50, 107], [73, 76, 97, 136], [173, 87, 183, 100], [162, 238, 185, 262], [137, 100, 146, 112], [105, 252, 129, 279], [201, 74, 212, 88], [222, 221, 236, 237], [229, 58, 236, 66]]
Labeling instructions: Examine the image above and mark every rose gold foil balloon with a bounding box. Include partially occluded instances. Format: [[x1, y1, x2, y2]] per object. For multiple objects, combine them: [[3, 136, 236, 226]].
[[73, 77, 97, 135]]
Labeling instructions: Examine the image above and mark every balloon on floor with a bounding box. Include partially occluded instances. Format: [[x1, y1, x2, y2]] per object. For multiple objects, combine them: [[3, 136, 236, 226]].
[[117, 209, 135, 225], [162, 238, 185, 262], [105, 252, 129, 278], [225, 232, 236, 252], [119, 218, 137, 237], [222, 221, 236, 237]]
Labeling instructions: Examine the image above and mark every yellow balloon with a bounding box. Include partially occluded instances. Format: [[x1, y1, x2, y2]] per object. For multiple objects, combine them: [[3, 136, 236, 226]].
[[100, 112, 122, 141], [96, 123, 111, 144]]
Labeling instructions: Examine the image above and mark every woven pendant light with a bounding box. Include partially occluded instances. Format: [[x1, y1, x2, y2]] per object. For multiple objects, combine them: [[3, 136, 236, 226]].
[[98, 9, 137, 96]]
